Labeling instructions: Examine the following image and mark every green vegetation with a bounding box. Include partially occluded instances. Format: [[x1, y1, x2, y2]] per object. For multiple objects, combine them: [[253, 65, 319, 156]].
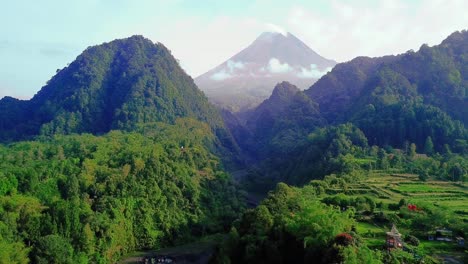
[[214, 167, 467, 263], [0, 119, 244, 263], [0, 36, 238, 164], [1, 30, 467, 263]]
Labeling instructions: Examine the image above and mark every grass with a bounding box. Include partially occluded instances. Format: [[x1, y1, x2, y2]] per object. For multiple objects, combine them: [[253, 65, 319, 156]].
[[363, 174, 468, 216], [397, 183, 466, 193], [419, 241, 462, 255], [356, 222, 386, 235]]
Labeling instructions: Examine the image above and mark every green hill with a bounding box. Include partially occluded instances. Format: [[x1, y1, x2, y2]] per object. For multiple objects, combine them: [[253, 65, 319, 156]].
[[0, 35, 227, 142]]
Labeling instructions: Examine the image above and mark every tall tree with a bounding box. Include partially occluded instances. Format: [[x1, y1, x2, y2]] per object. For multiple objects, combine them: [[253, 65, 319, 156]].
[[409, 143, 417, 159], [424, 136, 434, 155]]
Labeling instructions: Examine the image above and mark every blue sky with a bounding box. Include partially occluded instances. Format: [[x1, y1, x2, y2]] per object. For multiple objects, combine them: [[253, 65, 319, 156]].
[[1, 0, 467, 99]]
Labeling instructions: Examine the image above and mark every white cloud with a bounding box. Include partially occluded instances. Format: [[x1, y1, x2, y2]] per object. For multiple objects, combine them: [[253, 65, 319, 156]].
[[297, 64, 332, 79], [267, 58, 292, 73], [210, 70, 232, 81], [265, 23, 288, 36], [209, 60, 245, 80], [226, 60, 245, 71], [287, 0, 468, 62]]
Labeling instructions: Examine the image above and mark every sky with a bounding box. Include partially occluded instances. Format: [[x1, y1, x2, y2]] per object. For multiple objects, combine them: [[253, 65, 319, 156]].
[[1, 0, 467, 99]]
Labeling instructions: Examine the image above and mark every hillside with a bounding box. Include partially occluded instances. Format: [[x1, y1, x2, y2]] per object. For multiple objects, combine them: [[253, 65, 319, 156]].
[[305, 30, 468, 150], [0, 120, 245, 263], [243, 81, 325, 159]]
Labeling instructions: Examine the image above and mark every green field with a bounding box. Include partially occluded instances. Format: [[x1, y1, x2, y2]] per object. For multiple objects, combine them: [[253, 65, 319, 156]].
[[323, 172, 468, 261]]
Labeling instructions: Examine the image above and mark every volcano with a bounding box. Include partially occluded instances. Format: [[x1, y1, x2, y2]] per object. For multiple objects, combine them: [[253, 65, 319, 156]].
[[195, 31, 337, 112]]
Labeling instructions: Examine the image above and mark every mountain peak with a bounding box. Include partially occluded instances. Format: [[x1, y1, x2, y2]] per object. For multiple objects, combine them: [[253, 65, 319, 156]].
[[195, 32, 337, 112], [270, 81, 300, 101], [440, 29, 468, 49], [255, 31, 290, 42]]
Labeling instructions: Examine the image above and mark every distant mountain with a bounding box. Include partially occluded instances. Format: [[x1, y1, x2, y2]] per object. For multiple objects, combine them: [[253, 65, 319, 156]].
[[195, 32, 337, 112], [228, 81, 325, 160], [0, 36, 237, 152]]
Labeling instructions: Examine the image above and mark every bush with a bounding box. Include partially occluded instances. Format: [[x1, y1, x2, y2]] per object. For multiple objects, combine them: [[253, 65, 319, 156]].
[[335, 233, 354, 246], [388, 203, 401, 211], [404, 235, 420, 246]]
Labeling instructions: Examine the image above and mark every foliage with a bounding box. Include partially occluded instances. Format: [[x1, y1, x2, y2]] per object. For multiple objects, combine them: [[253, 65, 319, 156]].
[[0, 36, 240, 167], [0, 119, 244, 263], [215, 183, 356, 263], [405, 235, 420, 246]]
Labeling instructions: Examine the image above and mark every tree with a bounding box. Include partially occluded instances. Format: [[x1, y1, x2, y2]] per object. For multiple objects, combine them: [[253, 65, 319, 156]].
[[35, 235, 74, 264], [0, 240, 30, 264], [424, 136, 434, 155], [377, 149, 389, 171], [409, 143, 417, 159], [418, 170, 429, 181], [404, 235, 420, 246]]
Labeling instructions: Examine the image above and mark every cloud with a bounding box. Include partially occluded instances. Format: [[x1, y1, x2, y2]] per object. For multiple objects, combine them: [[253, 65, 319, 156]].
[[226, 60, 245, 71], [297, 64, 332, 79], [287, 0, 468, 62], [210, 60, 245, 81], [265, 23, 288, 36], [209, 60, 245, 80], [210, 70, 232, 81], [267, 58, 292, 73]]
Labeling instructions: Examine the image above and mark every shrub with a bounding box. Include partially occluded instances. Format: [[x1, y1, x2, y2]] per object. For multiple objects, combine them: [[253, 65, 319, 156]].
[[335, 233, 354, 246], [404, 235, 420, 246]]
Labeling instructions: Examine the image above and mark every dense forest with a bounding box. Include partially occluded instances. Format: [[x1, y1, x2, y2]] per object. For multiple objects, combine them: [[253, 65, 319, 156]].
[[0, 119, 244, 263], [0, 31, 467, 263]]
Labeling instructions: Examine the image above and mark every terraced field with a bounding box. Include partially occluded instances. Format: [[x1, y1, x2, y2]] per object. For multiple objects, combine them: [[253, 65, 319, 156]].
[[336, 172, 468, 218], [324, 172, 467, 262]]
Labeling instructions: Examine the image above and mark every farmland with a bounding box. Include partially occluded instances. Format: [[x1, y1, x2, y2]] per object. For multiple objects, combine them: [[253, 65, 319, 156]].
[[321, 171, 467, 262]]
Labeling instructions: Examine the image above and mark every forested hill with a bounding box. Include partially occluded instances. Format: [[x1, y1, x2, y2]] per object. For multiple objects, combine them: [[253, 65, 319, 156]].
[[304, 30, 468, 150], [243, 81, 325, 159], [305, 30, 468, 144], [306, 30, 467, 125], [0, 35, 227, 143]]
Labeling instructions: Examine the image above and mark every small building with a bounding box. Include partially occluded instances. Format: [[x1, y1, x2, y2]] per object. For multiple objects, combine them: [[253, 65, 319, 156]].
[[386, 224, 403, 249], [435, 228, 452, 242]]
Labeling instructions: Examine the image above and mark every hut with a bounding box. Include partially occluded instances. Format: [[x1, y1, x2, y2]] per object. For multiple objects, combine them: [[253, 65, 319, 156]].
[[386, 224, 403, 249], [435, 228, 452, 242]]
